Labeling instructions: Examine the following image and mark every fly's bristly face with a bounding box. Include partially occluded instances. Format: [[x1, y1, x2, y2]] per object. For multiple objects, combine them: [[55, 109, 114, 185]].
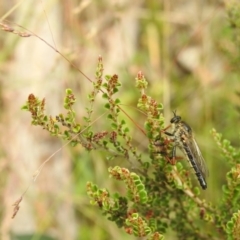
[[167, 111, 208, 190]]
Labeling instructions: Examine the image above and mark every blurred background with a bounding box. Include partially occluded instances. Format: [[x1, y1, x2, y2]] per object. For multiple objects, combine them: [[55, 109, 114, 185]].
[[0, 0, 239, 239]]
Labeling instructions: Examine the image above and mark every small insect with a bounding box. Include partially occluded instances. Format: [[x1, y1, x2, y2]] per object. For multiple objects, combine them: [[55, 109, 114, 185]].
[[164, 111, 208, 190]]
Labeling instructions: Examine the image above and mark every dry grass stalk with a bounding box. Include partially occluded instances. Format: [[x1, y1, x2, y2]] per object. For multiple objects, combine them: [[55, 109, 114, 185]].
[[0, 22, 31, 37], [12, 197, 22, 219]]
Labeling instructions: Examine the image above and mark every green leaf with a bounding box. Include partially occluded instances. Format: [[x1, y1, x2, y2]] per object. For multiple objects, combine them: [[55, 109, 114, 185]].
[[88, 93, 94, 101], [176, 162, 183, 171], [102, 93, 108, 99], [64, 130, 70, 138], [115, 98, 121, 104], [226, 221, 234, 230], [106, 156, 115, 161], [72, 124, 81, 133], [121, 119, 126, 125], [64, 103, 69, 110], [113, 88, 119, 94], [103, 140, 108, 147], [21, 105, 28, 110], [143, 162, 150, 169], [107, 114, 113, 119], [137, 184, 144, 191], [66, 88, 73, 94], [70, 140, 78, 147], [105, 75, 111, 81], [134, 179, 141, 185], [105, 103, 110, 109], [102, 83, 108, 88], [193, 187, 200, 196], [111, 123, 117, 129]]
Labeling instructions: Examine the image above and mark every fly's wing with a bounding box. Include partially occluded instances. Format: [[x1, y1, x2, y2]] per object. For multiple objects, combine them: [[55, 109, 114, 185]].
[[186, 137, 209, 179]]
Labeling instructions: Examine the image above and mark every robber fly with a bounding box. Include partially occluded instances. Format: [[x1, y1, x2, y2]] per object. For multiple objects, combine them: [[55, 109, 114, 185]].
[[164, 111, 208, 190]]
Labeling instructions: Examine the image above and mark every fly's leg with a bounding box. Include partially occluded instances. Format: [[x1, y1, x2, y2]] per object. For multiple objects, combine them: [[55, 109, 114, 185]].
[[154, 137, 173, 157], [158, 128, 178, 164], [162, 124, 172, 132], [161, 123, 173, 138], [167, 144, 183, 165], [155, 141, 178, 165], [156, 126, 183, 164], [154, 141, 182, 165], [168, 145, 177, 165]]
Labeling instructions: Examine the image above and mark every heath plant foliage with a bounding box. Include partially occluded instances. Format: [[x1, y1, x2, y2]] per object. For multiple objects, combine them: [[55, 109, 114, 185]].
[[18, 57, 240, 239]]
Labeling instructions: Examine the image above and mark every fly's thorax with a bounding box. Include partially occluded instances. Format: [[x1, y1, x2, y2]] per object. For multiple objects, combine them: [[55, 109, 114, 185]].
[[170, 122, 183, 146], [180, 121, 192, 134], [171, 121, 190, 135], [169, 121, 192, 149]]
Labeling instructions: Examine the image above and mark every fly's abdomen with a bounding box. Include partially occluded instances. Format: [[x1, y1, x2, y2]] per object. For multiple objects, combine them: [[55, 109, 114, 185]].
[[183, 143, 207, 190]]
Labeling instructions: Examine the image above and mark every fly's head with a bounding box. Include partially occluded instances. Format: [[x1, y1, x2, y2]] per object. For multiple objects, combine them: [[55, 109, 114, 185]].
[[170, 111, 192, 134], [170, 111, 182, 132], [170, 110, 181, 124]]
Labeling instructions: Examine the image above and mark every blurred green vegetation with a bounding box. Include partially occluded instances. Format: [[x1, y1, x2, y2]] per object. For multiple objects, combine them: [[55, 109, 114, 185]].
[[1, 0, 240, 240]]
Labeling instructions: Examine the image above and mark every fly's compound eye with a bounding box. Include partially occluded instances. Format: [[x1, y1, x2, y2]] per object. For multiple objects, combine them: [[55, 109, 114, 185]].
[[170, 115, 181, 124]]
